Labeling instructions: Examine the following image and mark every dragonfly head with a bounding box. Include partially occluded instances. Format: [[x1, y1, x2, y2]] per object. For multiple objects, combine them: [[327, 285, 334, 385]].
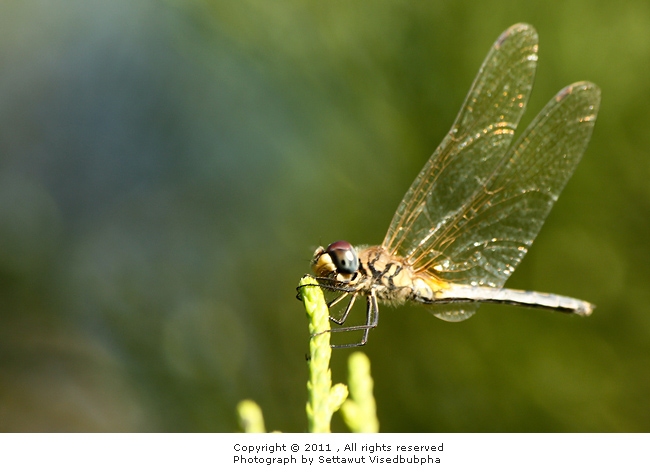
[[311, 241, 359, 281]]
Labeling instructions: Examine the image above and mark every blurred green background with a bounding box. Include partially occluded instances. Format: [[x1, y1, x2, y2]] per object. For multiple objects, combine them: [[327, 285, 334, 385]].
[[1, 0, 648, 432]]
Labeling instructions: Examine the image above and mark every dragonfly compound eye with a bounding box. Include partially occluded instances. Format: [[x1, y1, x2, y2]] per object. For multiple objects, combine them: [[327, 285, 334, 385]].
[[326, 241, 359, 274]]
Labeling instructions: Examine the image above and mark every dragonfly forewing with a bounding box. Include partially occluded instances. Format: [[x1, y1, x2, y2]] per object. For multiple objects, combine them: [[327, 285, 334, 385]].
[[383, 23, 538, 263]]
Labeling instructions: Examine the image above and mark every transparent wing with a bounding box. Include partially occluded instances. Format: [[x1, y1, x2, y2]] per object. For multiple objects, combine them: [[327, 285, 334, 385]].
[[383, 23, 539, 264], [423, 81, 600, 290], [382, 24, 600, 322]]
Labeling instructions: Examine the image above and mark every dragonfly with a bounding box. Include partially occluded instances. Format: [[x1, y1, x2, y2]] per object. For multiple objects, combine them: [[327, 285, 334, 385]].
[[304, 23, 600, 348]]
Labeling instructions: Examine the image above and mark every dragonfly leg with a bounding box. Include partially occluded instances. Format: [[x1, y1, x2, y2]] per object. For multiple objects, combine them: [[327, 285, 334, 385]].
[[329, 292, 357, 325], [311, 292, 359, 340], [327, 289, 379, 349], [295, 275, 336, 301]]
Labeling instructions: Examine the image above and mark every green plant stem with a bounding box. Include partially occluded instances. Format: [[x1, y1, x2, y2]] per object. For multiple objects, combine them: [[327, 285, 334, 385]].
[[236, 399, 266, 433], [341, 352, 379, 432], [299, 275, 348, 432]]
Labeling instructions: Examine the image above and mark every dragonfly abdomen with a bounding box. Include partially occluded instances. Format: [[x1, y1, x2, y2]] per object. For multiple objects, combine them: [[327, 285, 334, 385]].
[[427, 284, 594, 316]]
